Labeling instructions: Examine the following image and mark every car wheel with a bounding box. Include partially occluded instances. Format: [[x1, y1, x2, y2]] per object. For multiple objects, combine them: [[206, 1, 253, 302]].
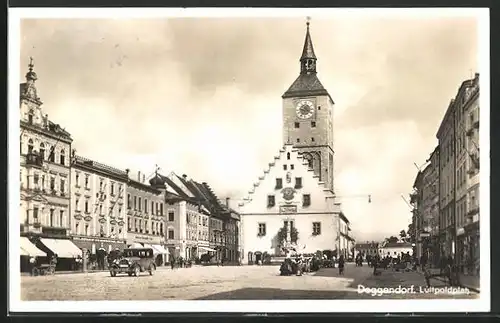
[[110, 269, 117, 277], [134, 266, 140, 277], [149, 264, 156, 276], [128, 272, 133, 276]]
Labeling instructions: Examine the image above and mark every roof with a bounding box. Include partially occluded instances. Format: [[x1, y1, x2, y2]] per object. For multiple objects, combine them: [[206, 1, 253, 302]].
[[380, 242, 412, 249], [412, 170, 423, 189], [74, 155, 128, 181], [300, 22, 316, 60], [282, 73, 330, 99], [339, 211, 350, 225], [128, 179, 162, 195]]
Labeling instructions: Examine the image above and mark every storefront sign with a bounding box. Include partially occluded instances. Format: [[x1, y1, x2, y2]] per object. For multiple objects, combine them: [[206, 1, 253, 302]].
[[127, 233, 162, 244], [280, 205, 297, 214]]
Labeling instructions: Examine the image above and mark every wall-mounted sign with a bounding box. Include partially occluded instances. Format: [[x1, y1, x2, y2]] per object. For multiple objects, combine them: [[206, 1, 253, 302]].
[[280, 205, 297, 214]]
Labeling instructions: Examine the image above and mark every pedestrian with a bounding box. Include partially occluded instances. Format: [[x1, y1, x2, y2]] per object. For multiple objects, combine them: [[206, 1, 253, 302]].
[[338, 255, 345, 275], [170, 257, 175, 270], [29, 256, 36, 276]]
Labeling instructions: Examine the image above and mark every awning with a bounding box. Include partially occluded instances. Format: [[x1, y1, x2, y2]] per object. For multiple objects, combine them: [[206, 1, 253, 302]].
[[151, 244, 169, 254], [199, 246, 216, 252], [142, 244, 159, 254], [40, 238, 82, 258], [20, 237, 46, 257], [128, 243, 144, 249]]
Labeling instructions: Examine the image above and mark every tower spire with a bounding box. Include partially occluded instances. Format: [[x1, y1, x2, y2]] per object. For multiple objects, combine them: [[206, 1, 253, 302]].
[[26, 56, 38, 82], [300, 18, 317, 74]]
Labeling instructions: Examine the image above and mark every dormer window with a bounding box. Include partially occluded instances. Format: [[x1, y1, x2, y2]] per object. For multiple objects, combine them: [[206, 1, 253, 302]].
[[28, 110, 34, 124]]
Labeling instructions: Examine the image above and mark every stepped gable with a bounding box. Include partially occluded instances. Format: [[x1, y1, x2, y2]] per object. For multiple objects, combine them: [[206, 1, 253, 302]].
[[238, 144, 335, 207]]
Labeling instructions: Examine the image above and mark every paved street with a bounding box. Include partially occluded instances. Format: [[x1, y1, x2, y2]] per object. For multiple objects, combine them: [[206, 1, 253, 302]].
[[21, 264, 478, 300]]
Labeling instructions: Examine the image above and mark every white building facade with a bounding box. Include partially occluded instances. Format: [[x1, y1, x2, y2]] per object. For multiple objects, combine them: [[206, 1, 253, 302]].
[[70, 156, 129, 254]]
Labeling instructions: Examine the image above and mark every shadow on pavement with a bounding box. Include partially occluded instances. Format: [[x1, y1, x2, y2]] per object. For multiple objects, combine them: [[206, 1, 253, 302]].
[[194, 287, 353, 299]]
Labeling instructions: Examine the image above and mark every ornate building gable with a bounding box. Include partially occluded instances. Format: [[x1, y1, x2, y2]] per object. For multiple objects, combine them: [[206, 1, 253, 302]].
[[237, 144, 336, 214]]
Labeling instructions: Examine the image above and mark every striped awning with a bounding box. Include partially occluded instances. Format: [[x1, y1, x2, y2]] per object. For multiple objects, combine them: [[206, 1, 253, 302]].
[[20, 237, 46, 257]]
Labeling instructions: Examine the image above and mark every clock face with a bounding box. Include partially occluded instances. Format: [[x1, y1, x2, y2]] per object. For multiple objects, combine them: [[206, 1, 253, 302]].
[[296, 100, 314, 119]]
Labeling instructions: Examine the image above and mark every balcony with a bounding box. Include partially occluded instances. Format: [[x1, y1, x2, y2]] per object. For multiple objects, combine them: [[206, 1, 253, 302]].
[[42, 226, 67, 236], [25, 152, 43, 168], [467, 206, 479, 217], [473, 120, 479, 129]]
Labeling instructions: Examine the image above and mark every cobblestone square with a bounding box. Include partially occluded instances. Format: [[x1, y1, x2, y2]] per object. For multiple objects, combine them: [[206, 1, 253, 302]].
[[21, 264, 478, 301]]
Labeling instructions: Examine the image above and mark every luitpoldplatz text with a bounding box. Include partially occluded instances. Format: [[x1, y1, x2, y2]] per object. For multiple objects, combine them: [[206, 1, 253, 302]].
[[357, 285, 471, 297]]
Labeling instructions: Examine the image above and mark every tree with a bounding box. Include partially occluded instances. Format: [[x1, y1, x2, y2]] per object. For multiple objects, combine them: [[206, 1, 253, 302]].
[[399, 230, 407, 241], [387, 236, 399, 243], [407, 223, 416, 243]]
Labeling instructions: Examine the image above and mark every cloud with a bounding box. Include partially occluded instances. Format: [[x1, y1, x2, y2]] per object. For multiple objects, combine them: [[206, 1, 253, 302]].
[[18, 14, 479, 242]]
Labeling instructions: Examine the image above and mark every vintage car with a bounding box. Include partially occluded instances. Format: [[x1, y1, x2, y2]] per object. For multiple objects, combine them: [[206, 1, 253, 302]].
[[110, 248, 156, 277]]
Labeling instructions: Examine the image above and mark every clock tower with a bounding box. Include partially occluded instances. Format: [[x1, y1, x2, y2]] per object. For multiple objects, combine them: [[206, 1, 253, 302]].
[[282, 21, 335, 192]]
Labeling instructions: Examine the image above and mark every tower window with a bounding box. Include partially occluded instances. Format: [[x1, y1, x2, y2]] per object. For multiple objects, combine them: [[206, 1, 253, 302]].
[[294, 122, 300, 128], [318, 106, 321, 110], [311, 121, 316, 127], [311, 137, 315, 142], [296, 138, 300, 143]]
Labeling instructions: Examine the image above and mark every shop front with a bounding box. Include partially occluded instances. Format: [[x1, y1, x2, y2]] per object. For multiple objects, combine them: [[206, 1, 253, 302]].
[[33, 236, 82, 271], [126, 233, 168, 266], [72, 236, 127, 270], [464, 221, 480, 276], [20, 236, 46, 273]]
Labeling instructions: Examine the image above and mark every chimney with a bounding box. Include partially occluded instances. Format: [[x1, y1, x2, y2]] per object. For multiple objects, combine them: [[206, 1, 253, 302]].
[[182, 174, 187, 179], [125, 168, 130, 175], [138, 171, 141, 182], [225, 197, 230, 207], [143, 174, 145, 183]]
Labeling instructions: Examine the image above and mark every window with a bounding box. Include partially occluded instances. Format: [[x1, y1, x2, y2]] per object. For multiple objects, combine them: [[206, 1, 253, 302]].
[[50, 209, 54, 227], [258, 223, 266, 236], [275, 178, 283, 189], [290, 164, 294, 170], [85, 175, 89, 189], [283, 165, 287, 170], [50, 177, 55, 191], [127, 194, 131, 209], [75, 222, 79, 234], [28, 110, 34, 124], [151, 201, 155, 215], [160, 223, 163, 235], [41, 175, 45, 190], [33, 207, 39, 221], [34, 173, 39, 186], [168, 211, 174, 222], [160, 203, 163, 215], [59, 210, 64, 227], [138, 197, 142, 211], [85, 224, 89, 235], [111, 183, 115, 195], [27, 139, 34, 154], [294, 122, 300, 128], [295, 177, 303, 189], [145, 199, 148, 213], [99, 205, 102, 215], [313, 222, 321, 235], [307, 158, 313, 169], [75, 173, 80, 187], [267, 195, 275, 207], [75, 198, 79, 210], [85, 200, 89, 213], [303, 194, 311, 207], [296, 138, 300, 143], [39, 143, 45, 160], [311, 121, 316, 127], [133, 196, 137, 210], [60, 179, 65, 194], [311, 137, 315, 142], [134, 219, 138, 232], [49, 147, 55, 162], [168, 229, 175, 240], [128, 217, 131, 230], [60, 149, 65, 165]]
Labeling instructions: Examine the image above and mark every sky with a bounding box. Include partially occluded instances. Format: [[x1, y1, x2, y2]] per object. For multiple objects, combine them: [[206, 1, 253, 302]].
[[18, 12, 479, 242]]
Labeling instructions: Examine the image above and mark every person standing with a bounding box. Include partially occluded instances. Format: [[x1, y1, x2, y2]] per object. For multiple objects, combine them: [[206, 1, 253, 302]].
[[338, 255, 345, 275], [29, 256, 36, 276]]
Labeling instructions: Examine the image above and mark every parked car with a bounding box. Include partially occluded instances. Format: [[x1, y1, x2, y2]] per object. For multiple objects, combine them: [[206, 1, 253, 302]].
[[109, 248, 156, 277]]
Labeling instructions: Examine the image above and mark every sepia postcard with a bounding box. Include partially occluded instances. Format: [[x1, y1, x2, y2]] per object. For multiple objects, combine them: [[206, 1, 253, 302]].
[[8, 7, 490, 313]]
